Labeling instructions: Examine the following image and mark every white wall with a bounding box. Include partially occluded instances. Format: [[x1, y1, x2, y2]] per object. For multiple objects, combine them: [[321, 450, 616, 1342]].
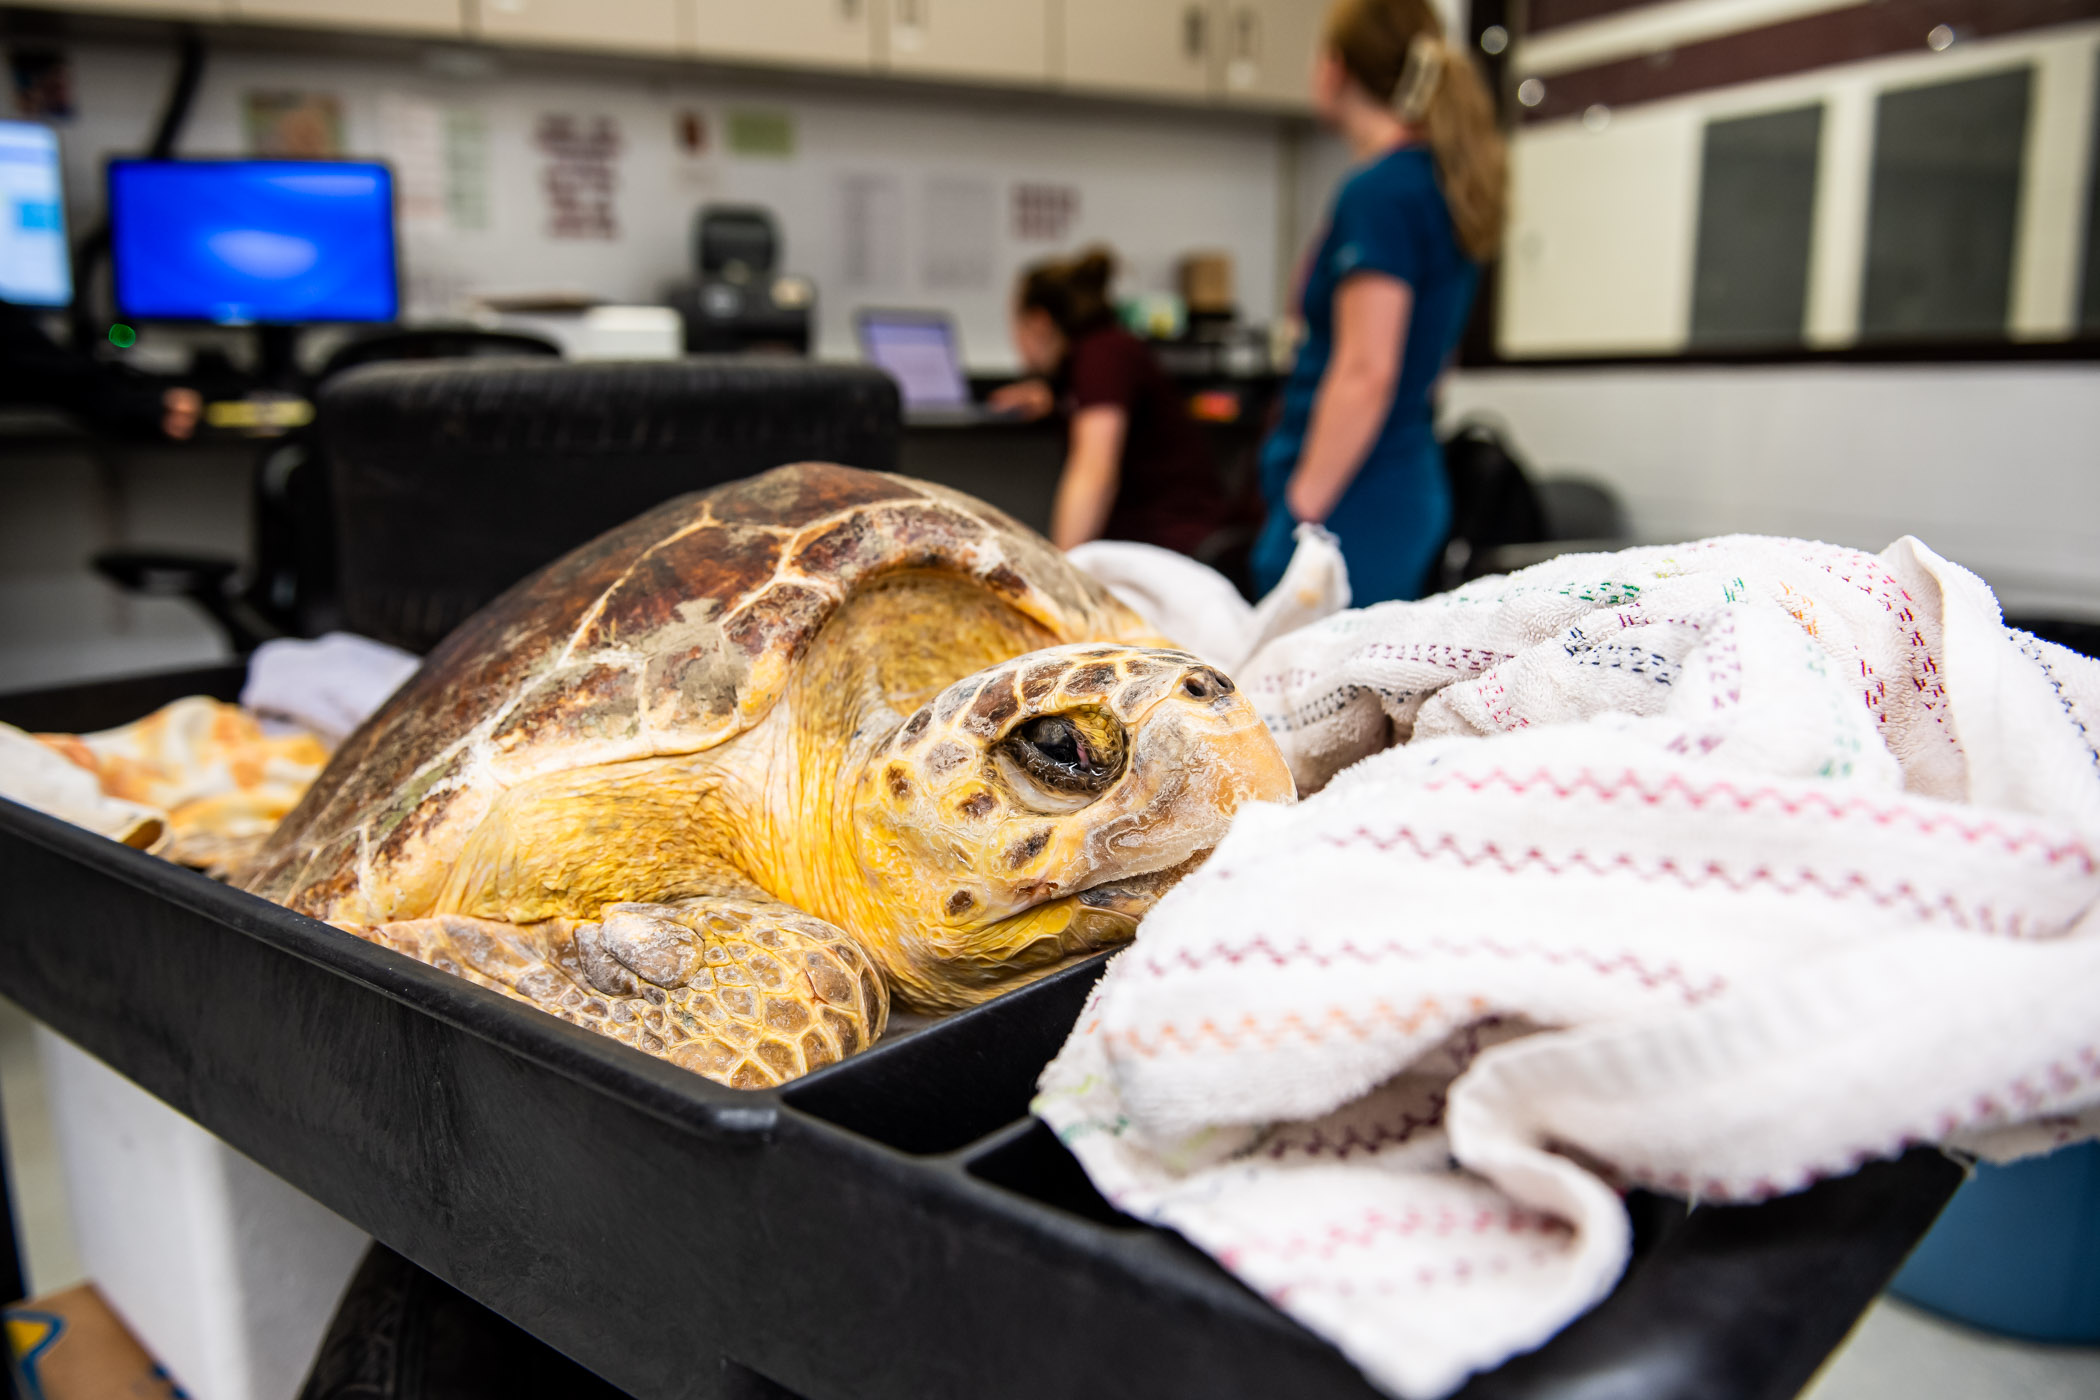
[[1443, 364, 2100, 618], [53, 36, 1291, 369]]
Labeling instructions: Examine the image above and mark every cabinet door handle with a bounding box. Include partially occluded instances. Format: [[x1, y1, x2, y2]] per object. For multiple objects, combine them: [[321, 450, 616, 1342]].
[[1234, 7, 1259, 60], [839, 0, 860, 18], [1183, 4, 1208, 58], [899, 0, 922, 28]]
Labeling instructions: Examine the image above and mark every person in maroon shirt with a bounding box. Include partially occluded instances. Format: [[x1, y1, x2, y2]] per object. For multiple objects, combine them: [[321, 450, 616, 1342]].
[[988, 248, 1230, 556]]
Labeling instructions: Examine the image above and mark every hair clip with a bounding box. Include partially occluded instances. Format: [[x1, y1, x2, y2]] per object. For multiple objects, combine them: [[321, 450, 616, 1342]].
[[1394, 33, 1445, 123]]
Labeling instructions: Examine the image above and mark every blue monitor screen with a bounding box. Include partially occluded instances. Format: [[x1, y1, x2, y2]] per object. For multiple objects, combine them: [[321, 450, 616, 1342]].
[[0, 121, 72, 308], [109, 160, 397, 324]]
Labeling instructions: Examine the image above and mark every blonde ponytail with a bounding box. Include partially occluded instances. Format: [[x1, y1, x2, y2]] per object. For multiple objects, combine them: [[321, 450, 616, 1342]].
[[1327, 0, 1507, 262]]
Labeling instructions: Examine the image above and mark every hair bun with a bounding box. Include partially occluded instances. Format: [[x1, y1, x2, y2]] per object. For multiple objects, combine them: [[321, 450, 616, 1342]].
[[1073, 247, 1117, 290], [1018, 245, 1121, 339]]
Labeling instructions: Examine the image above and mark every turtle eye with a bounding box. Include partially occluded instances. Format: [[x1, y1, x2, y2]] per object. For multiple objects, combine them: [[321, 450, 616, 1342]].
[[1002, 708, 1126, 797]]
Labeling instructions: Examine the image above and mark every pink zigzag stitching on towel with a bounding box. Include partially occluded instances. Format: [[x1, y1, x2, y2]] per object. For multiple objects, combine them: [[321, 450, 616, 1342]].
[[1608, 1045, 2100, 1204], [1135, 934, 1729, 1005], [1105, 995, 1485, 1058], [1267, 1249, 1568, 1304], [1220, 1203, 1569, 1266], [1414, 767, 2097, 869], [1307, 823, 2048, 935]]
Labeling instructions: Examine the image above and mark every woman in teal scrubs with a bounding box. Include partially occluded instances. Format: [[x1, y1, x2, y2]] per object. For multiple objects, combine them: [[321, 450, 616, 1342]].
[[1254, 0, 1506, 605]]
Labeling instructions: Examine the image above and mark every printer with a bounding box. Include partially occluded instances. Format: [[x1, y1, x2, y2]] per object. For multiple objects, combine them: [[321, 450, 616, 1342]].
[[664, 205, 814, 355]]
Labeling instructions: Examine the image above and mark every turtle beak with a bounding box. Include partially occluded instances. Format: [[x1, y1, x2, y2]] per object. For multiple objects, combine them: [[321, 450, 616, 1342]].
[[1055, 659, 1295, 892], [1130, 658, 1297, 812], [1074, 849, 1212, 918]]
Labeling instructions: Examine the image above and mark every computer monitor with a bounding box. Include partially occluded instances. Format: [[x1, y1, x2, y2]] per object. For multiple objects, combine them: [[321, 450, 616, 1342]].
[[0, 121, 72, 308], [856, 309, 972, 411], [108, 159, 398, 325]]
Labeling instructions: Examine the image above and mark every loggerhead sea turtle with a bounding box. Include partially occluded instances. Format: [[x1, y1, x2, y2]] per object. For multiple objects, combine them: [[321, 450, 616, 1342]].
[[242, 464, 1294, 1088]]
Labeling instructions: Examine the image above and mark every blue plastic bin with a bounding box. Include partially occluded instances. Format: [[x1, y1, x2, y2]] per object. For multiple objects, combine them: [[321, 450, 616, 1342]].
[[1890, 1140, 2100, 1343]]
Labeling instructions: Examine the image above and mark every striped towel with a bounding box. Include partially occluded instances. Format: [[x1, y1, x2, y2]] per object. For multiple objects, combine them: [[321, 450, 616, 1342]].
[[1037, 535, 2100, 1399]]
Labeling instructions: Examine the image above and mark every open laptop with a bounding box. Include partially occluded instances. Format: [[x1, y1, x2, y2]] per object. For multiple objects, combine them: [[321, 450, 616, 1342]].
[[855, 309, 1014, 424]]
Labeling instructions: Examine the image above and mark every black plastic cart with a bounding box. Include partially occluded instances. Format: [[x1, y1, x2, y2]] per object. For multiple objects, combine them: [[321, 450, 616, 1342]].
[[0, 664, 1958, 1400]]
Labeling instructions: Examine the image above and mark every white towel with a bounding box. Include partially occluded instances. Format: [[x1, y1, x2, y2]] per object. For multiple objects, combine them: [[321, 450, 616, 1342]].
[[240, 632, 420, 745], [0, 723, 165, 847], [1068, 523, 1350, 674], [1036, 535, 2100, 1400]]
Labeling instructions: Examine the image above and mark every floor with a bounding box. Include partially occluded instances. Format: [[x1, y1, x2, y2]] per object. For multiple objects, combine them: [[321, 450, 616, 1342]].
[[3, 440, 2098, 1398], [1803, 1296, 2100, 1400]]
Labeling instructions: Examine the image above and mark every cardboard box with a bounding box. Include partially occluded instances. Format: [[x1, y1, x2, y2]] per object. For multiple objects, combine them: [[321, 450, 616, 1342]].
[[6, 1284, 187, 1400], [1178, 251, 1236, 315]]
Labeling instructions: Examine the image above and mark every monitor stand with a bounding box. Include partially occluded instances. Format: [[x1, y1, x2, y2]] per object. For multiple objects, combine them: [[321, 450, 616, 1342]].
[[253, 324, 304, 391]]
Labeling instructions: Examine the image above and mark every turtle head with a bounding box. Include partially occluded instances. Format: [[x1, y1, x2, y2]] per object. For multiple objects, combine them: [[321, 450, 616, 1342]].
[[849, 644, 1294, 1010]]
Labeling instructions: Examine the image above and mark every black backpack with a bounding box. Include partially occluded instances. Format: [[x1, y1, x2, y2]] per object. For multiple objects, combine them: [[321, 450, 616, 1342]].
[[1431, 419, 1547, 593]]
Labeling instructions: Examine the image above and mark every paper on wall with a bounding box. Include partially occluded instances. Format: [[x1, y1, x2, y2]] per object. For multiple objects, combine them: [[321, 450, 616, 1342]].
[[1013, 181, 1079, 242], [378, 94, 446, 226], [535, 113, 621, 241], [838, 171, 904, 290], [670, 108, 719, 196], [444, 107, 491, 232], [244, 91, 343, 157], [377, 94, 490, 236], [922, 176, 995, 290]]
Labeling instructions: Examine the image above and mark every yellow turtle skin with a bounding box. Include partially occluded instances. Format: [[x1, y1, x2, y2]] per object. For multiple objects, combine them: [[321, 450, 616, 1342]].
[[242, 464, 1294, 1088]]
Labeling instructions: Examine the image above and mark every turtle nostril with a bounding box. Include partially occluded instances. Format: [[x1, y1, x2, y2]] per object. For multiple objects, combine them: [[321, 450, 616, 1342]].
[[1182, 668, 1232, 700]]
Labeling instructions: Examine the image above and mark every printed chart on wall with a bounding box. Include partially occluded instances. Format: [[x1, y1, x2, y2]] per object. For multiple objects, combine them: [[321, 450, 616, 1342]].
[[378, 94, 490, 234], [838, 171, 904, 291], [535, 113, 622, 241], [922, 176, 994, 290], [1012, 182, 1078, 242], [377, 93, 492, 315]]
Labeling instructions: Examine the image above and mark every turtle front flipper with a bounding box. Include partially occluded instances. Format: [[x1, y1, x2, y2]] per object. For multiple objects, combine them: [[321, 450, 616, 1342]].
[[351, 897, 886, 1089]]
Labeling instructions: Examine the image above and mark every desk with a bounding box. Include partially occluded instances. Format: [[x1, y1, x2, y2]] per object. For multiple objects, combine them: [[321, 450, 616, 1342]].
[[897, 415, 1067, 536], [900, 374, 1281, 544]]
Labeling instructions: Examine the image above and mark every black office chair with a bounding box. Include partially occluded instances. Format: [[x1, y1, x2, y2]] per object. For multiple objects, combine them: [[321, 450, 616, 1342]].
[[320, 357, 900, 653], [92, 327, 563, 652]]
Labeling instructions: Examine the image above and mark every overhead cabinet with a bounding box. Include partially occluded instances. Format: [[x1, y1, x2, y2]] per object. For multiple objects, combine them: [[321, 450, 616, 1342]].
[[690, 0, 876, 72], [475, 0, 682, 55], [1215, 0, 1323, 109], [38, 0, 1321, 111], [39, 0, 469, 33], [33, 0, 230, 16], [884, 0, 1051, 85], [233, 0, 464, 35], [1062, 0, 1215, 100], [1062, 0, 1318, 109]]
